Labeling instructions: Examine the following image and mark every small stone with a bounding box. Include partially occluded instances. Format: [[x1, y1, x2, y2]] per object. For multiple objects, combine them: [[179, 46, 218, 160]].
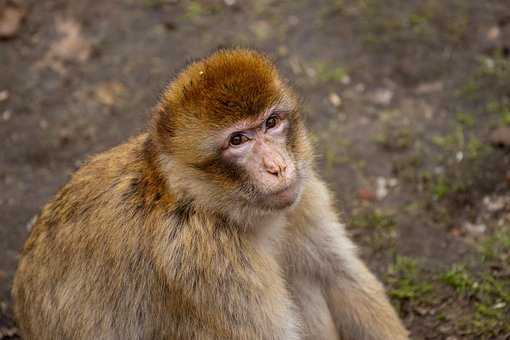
[[493, 302, 506, 309], [40, 119, 49, 130], [456, 151, 463, 162], [387, 178, 398, 187], [370, 88, 394, 105], [2, 110, 11, 121], [463, 222, 486, 236], [483, 196, 507, 212], [0, 90, 9, 102], [415, 81, 444, 94], [354, 83, 365, 93], [439, 324, 452, 334], [487, 26, 501, 42], [328, 93, 342, 107], [341, 75, 351, 85], [375, 177, 389, 200], [484, 58, 495, 70]]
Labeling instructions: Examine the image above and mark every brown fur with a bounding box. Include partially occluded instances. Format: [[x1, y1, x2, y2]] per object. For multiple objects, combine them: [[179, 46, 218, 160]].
[[12, 49, 408, 339]]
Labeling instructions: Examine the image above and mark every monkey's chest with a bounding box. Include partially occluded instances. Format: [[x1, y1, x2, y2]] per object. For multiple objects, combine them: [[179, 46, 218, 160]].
[[288, 277, 339, 340]]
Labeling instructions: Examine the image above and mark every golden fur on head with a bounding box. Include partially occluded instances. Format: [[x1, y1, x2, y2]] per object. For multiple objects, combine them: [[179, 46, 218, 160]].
[[151, 49, 295, 160]]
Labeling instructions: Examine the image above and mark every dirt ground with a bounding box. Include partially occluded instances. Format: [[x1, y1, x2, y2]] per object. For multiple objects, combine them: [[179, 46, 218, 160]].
[[1, 0, 510, 339]]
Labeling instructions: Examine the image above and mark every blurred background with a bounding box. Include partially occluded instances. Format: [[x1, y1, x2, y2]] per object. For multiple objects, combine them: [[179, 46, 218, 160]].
[[1, 0, 510, 338]]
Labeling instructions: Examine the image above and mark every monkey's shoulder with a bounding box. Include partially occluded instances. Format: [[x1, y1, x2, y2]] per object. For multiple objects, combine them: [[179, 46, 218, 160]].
[[24, 134, 174, 249]]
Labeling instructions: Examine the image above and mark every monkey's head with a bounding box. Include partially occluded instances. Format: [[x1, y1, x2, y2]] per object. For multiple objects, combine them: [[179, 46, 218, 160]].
[[152, 49, 313, 214]]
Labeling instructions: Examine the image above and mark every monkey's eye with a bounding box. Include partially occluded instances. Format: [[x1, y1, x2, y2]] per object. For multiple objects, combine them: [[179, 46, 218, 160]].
[[229, 133, 249, 146], [265, 115, 279, 130]]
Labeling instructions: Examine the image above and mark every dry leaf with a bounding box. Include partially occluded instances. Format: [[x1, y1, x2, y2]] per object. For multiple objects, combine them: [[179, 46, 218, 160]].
[[0, 1, 25, 39], [490, 126, 510, 147], [95, 81, 126, 106], [415, 81, 444, 94], [38, 18, 92, 73]]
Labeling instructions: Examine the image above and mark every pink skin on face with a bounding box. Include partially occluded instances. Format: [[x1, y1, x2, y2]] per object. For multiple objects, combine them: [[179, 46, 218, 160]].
[[218, 107, 299, 208]]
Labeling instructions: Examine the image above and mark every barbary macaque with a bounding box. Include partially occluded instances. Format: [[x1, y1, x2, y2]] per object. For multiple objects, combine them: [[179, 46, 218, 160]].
[[12, 49, 409, 339]]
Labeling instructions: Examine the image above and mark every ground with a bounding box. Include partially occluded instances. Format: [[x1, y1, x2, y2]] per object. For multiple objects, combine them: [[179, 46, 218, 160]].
[[1, 0, 510, 339]]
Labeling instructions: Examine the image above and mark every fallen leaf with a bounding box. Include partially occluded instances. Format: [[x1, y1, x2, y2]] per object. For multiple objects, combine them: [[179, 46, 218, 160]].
[[38, 17, 92, 73], [94, 81, 126, 106], [0, 1, 25, 39], [358, 187, 376, 202], [489, 126, 510, 147]]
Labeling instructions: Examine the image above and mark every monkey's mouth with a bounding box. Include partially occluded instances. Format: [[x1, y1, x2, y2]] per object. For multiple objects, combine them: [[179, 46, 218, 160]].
[[272, 184, 294, 197], [239, 175, 302, 210], [261, 181, 301, 210]]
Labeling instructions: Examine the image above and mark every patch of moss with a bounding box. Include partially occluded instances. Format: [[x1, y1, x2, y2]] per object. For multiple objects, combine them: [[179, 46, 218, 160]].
[[375, 126, 415, 152], [312, 60, 349, 84], [440, 262, 510, 336], [186, 1, 204, 18], [431, 176, 451, 201], [350, 209, 396, 230], [441, 265, 474, 295], [387, 256, 432, 303], [349, 209, 397, 251], [455, 111, 475, 128], [487, 99, 510, 126], [480, 228, 510, 262]]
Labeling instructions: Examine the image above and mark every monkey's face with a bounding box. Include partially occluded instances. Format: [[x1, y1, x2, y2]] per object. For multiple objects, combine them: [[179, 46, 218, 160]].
[[218, 106, 303, 210], [155, 49, 313, 211]]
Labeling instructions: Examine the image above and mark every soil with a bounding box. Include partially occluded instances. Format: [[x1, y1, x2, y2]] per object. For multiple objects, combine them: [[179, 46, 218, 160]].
[[1, 0, 510, 339]]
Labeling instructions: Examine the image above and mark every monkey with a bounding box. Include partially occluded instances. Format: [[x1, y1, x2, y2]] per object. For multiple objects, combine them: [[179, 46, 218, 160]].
[[12, 49, 409, 340]]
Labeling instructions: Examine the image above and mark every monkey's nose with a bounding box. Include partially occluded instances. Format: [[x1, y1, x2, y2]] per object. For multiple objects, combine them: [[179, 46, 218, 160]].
[[266, 167, 279, 176], [263, 158, 285, 177], [265, 165, 279, 176]]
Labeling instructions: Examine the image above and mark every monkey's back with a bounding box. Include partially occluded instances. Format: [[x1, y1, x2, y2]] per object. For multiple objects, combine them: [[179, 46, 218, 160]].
[[12, 134, 177, 339]]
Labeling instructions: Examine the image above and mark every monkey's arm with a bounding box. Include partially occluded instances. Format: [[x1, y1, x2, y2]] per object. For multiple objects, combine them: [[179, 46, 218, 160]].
[[287, 174, 409, 340], [325, 250, 409, 340]]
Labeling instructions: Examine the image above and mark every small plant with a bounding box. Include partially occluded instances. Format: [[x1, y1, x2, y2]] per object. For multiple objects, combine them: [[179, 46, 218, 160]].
[[441, 265, 474, 295], [350, 209, 396, 230], [387, 256, 432, 301]]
